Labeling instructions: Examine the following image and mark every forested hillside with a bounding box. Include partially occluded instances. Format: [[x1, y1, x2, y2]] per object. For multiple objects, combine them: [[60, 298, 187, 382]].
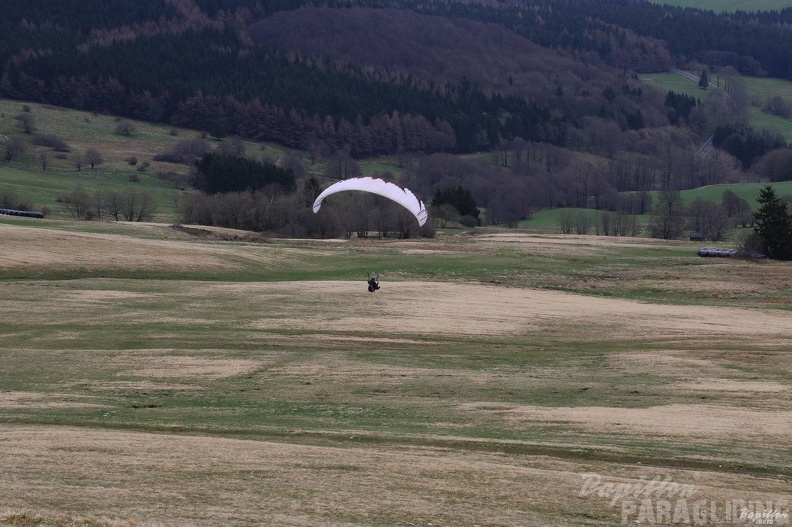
[[2, 0, 792, 232]]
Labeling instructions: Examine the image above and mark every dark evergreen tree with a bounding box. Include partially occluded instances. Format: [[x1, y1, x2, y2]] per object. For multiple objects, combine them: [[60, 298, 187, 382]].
[[753, 185, 792, 260], [194, 153, 295, 194], [431, 185, 480, 221], [698, 70, 709, 89], [713, 124, 786, 169], [664, 91, 698, 125]]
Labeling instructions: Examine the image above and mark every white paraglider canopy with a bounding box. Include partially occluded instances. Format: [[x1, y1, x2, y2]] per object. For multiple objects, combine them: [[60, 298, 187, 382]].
[[312, 177, 428, 226]]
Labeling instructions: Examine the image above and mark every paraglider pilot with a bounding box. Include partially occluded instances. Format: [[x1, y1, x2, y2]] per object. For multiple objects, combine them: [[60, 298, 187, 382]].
[[368, 273, 380, 293]]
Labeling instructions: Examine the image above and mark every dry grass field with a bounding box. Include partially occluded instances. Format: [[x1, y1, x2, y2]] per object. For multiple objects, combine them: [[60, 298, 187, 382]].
[[0, 218, 790, 526]]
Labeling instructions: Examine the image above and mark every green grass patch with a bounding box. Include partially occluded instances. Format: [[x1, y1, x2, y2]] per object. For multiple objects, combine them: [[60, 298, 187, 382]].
[[678, 180, 792, 205], [650, 0, 792, 12], [640, 72, 792, 141]]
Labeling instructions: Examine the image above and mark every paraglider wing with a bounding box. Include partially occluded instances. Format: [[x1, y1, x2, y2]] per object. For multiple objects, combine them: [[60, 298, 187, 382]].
[[312, 177, 428, 226]]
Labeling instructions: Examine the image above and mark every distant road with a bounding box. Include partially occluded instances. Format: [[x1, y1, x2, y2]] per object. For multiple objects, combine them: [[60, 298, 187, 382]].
[[671, 68, 718, 90]]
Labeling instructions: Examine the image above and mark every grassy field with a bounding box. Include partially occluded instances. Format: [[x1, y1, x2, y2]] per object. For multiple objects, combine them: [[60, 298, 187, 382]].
[[651, 0, 792, 11], [0, 99, 298, 220], [519, 181, 792, 235], [0, 217, 790, 526], [639, 72, 792, 142]]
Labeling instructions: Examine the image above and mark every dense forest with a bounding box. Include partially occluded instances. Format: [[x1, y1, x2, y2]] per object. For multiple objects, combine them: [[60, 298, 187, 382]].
[[3, 1, 791, 150], [2, 0, 792, 234]]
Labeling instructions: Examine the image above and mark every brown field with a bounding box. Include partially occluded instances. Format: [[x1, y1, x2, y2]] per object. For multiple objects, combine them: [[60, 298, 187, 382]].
[[0, 220, 789, 526]]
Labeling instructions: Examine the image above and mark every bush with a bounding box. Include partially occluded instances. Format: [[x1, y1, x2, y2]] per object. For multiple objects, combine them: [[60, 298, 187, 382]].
[[419, 221, 436, 238], [156, 171, 190, 188], [115, 121, 136, 136], [736, 230, 765, 258], [3, 136, 26, 162], [31, 134, 70, 152], [0, 187, 33, 210], [153, 137, 209, 164], [459, 215, 479, 228]]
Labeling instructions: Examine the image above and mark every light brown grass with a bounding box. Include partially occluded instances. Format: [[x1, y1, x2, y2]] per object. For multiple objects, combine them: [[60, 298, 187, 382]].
[[0, 392, 104, 409], [1, 227, 790, 526], [0, 224, 239, 272], [460, 402, 792, 443], [0, 426, 787, 527], [246, 280, 792, 342]]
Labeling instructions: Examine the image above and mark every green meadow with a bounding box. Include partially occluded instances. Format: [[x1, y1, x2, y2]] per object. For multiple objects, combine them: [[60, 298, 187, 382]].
[[0, 99, 296, 219], [640, 72, 792, 142]]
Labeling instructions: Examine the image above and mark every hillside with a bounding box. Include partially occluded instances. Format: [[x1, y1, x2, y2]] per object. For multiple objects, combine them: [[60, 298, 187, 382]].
[[0, 98, 293, 219], [4, 0, 792, 233], [2, 0, 792, 159], [640, 71, 792, 142]]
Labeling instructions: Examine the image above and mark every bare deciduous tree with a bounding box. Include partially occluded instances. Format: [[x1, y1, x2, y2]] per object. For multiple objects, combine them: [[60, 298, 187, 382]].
[[280, 152, 306, 179], [559, 210, 575, 234], [764, 95, 789, 118], [120, 190, 158, 221], [324, 148, 361, 180], [106, 191, 123, 220], [72, 152, 84, 171], [59, 186, 91, 219], [92, 189, 106, 219], [648, 190, 686, 239], [431, 203, 460, 228], [4, 136, 26, 162], [14, 113, 37, 134], [574, 210, 594, 235], [115, 121, 136, 136], [85, 147, 104, 169], [216, 136, 247, 157]]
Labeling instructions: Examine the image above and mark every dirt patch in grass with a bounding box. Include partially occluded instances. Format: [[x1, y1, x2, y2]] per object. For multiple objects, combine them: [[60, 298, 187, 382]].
[[313, 335, 430, 345], [118, 355, 261, 379], [672, 379, 789, 393], [460, 402, 792, 443], [476, 232, 677, 250], [0, 392, 103, 409], [169, 223, 269, 243], [269, 354, 498, 383], [88, 381, 203, 391], [247, 281, 792, 343], [614, 350, 791, 385], [0, 223, 241, 273]]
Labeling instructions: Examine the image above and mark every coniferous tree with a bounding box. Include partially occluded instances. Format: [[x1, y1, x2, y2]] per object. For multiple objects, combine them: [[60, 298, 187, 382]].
[[432, 185, 480, 221], [753, 185, 792, 260], [698, 70, 709, 89], [194, 153, 295, 195]]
